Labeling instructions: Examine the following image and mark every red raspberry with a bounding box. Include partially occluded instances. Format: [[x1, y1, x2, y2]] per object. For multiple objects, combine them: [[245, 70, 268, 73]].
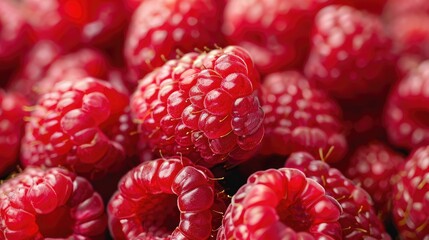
[[384, 0, 429, 18], [384, 60, 429, 150], [7, 41, 63, 103], [0, 0, 29, 71], [217, 167, 342, 239], [346, 142, 404, 220], [304, 5, 395, 101], [107, 156, 226, 239], [261, 71, 347, 163], [392, 145, 429, 239], [124, 0, 224, 81], [21, 78, 137, 179], [130, 46, 264, 167], [21, 0, 127, 49], [387, 14, 429, 59], [286, 152, 391, 239], [223, 0, 331, 75], [34, 48, 110, 98], [0, 91, 28, 176], [0, 167, 106, 239]]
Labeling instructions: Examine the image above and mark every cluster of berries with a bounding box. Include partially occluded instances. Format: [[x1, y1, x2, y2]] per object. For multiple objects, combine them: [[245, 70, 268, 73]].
[[0, 0, 428, 239]]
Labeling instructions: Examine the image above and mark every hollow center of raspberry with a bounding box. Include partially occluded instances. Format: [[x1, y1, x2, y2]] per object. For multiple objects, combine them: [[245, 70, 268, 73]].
[[276, 199, 312, 232], [139, 194, 180, 237], [36, 205, 74, 238]]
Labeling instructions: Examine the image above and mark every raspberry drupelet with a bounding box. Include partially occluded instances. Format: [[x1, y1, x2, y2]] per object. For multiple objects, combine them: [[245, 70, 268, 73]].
[[130, 46, 264, 167], [21, 78, 137, 179], [107, 156, 226, 239], [0, 167, 107, 239], [217, 167, 342, 239]]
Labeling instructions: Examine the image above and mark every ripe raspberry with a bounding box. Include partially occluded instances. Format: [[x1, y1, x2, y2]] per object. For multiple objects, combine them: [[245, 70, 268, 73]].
[[21, 78, 137, 179], [21, 0, 127, 49], [286, 152, 391, 239], [130, 46, 264, 167], [217, 167, 342, 239], [387, 14, 429, 59], [108, 156, 226, 239], [0, 91, 28, 176], [384, 60, 429, 150], [304, 5, 395, 101], [7, 41, 63, 103], [261, 71, 347, 162], [34, 48, 110, 98], [346, 142, 404, 220], [124, 0, 224, 81], [0, 167, 107, 239], [223, 0, 331, 75], [384, 0, 429, 18], [0, 0, 29, 71], [392, 145, 429, 239]]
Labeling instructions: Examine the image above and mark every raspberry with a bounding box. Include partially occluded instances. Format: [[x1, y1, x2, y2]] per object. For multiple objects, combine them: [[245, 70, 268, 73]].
[[304, 5, 395, 101], [34, 48, 110, 98], [21, 0, 127, 49], [384, 60, 429, 150], [0, 91, 28, 176], [130, 46, 264, 166], [0, 0, 29, 71], [335, 0, 388, 14], [384, 0, 429, 18], [7, 41, 63, 103], [21, 78, 137, 179], [392, 145, 429, 239], [0, 167, 107, 239], [217, 167, 342, 239], [387, 14, 429, 59], [107, 156, 225, 239], [286, 152, 391, 239], [346, 142, 404, 220], [124, 0, 224, 81], [223, 0, 330, 75], [261, 71, 347, 162]]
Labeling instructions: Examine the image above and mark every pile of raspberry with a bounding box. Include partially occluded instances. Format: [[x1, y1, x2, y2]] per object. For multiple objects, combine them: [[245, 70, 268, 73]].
[[1, 0, 429, 239]]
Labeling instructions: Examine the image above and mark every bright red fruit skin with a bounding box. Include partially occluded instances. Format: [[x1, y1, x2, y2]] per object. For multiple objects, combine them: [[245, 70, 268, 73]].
[[21, 78, 136, 179], [131, 46, 264, 167], [261, 71, 347, 162], [392, 145, 429, 240], [124, 0, 224, 81], [108, 156, 225, 240], [0, 167, 107, 239], [304, 5, 395, 102], [286, 152, 391, 239], [217, 167, 342, 240], [0, 91, 28, 177]]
